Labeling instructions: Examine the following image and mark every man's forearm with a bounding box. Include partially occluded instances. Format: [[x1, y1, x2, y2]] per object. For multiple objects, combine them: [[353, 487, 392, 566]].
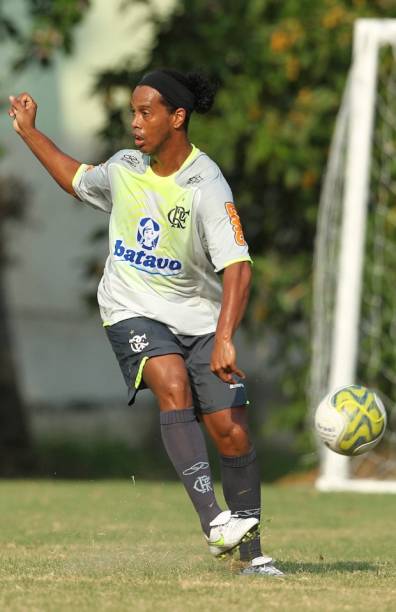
[[215, 261, 252, 341], [20, 128, 81, 196]]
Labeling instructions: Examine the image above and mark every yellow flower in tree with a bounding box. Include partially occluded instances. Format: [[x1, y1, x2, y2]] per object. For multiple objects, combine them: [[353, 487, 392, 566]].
[[301, 170, 318, 190], [322, 5, 348, 29], [271, 30, 292, 53], [286, 57, 300, 81], [296, 88, 313, 106], [271, 19, 304, 53]]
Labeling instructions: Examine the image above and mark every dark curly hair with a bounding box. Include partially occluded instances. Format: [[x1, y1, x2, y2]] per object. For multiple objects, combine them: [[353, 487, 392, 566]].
[[158, 68, 219, 129]]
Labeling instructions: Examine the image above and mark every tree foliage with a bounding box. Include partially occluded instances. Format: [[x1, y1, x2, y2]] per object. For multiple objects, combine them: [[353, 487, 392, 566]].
[[0, 0, 90, 68], [92, 0, 395, 450]]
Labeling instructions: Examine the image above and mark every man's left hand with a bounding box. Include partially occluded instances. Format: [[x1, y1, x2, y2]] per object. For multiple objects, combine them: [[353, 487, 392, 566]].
[[210, 337, 245, 384]]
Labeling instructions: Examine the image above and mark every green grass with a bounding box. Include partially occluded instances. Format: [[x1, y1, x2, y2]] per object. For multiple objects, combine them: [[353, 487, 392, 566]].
[[0, 481, 395, 611]]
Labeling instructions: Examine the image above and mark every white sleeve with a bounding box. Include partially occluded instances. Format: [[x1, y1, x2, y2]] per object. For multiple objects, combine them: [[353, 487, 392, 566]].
[[197, 176, 252, 272], [72, 161, 112, 213]]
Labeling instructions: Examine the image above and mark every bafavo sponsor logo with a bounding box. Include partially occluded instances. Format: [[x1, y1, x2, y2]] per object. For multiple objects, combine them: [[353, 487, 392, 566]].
[[113, 216, 182, 276], [113, 240, 182, 275]]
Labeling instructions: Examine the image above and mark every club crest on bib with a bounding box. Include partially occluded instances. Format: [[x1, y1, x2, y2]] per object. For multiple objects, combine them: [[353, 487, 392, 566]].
[[137, 217, 160, 250], [167, 206, 190, 229]]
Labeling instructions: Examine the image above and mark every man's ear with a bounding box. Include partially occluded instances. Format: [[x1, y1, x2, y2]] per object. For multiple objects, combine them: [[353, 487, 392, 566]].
[[173, 107, 187, 129]]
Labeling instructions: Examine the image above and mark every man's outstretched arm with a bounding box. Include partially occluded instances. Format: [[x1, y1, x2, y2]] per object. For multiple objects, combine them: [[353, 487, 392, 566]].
[[8, 93, 83, 196]]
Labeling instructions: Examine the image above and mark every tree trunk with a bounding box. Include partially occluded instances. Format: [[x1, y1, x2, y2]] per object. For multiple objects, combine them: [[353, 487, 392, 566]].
[[0, 271, 34, 475]]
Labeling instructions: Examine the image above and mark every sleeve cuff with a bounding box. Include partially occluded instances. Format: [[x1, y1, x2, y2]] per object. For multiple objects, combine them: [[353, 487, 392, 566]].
[[72, 163, 92, 194], [215, 256, 253, 273]]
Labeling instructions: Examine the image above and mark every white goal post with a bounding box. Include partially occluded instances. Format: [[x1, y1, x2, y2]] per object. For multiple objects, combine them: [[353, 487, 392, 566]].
[[312, 19, 396, 493]]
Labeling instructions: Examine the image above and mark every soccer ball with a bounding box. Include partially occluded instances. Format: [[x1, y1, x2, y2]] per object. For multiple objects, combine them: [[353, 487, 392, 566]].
[[315, 385, 387, 456]]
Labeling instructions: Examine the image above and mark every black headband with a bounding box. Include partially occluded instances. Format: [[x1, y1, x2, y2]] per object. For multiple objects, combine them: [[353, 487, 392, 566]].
[[138, 70, 195, 112]]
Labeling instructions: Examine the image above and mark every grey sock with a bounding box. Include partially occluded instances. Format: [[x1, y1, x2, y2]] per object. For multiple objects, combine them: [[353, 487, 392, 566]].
[[160, 408, 221, 536], [220, 448, 262, 561]]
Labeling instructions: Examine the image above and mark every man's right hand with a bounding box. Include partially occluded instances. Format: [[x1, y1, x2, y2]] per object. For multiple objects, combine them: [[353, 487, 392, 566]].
[[7, 92, 82, 197], [8, 93, 37, 136]]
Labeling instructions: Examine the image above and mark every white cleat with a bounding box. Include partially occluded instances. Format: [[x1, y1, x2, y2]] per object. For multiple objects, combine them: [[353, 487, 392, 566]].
[[205, 510, 259, 558], [240, 555, 285, 576]]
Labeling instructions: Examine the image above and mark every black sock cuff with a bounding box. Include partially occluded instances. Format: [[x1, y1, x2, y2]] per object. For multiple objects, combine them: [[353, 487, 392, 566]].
[[160, 407, 196, 425], [220, 447, 257, 468]]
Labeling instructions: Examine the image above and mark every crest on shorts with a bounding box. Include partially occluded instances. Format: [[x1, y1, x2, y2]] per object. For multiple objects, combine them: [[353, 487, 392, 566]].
[[129, 331, 149, 353]]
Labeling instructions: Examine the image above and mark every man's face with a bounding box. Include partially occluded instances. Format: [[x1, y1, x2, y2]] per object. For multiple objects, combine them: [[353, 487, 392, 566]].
[[130, 86, 175, 155]]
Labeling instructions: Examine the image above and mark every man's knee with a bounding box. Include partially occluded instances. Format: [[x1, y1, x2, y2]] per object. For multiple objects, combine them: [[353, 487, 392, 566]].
[[158, 376, 193, 409], [214, 421, 251, 455], [142, 354, 193, 409]]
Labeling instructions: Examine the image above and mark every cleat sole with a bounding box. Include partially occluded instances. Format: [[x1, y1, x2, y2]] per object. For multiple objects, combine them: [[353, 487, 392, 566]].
[[215, 524, 260, 560]]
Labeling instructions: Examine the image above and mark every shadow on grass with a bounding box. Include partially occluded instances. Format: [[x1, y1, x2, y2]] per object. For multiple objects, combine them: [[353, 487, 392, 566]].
[[279, 560, 378, 574]]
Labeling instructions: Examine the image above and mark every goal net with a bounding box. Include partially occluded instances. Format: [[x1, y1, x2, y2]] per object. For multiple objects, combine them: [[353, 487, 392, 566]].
[[310, 19, 396, 493]]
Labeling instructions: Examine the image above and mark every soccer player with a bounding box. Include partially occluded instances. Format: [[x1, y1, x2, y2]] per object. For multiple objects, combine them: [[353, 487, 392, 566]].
[[8, 69, 283, 576]]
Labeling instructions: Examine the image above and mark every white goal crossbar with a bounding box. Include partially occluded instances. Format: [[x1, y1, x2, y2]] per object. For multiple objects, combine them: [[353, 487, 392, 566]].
[[316, 19, 396, 493]]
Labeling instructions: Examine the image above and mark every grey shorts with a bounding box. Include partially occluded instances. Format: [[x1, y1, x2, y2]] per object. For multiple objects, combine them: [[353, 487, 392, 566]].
[[105, 316, 248, 414]]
